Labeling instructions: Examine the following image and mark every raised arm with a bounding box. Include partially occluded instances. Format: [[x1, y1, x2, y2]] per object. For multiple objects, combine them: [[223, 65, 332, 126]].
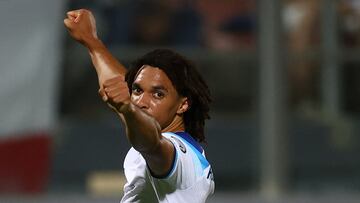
[[64, 10, 175, 177], [63, 9, 126, 87]]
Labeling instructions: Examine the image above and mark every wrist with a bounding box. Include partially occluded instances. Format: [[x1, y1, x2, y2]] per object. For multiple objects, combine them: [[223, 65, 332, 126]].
[[117, 101, 132, 114], [85, 37, 105, 53]]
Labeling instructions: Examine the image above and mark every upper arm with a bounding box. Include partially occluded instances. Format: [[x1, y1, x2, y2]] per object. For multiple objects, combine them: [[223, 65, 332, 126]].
[[142, 137, 176, 178], [119, 103, 176, 177]]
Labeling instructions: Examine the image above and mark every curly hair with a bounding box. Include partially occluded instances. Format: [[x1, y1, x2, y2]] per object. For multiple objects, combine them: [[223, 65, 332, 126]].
[[125, 49, 211, 143]]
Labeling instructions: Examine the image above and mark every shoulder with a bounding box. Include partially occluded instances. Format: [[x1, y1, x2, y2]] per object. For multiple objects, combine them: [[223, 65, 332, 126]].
[[152, 132, 213, 190], [162, 132, 188, 153], [162, 132, 210, 173]]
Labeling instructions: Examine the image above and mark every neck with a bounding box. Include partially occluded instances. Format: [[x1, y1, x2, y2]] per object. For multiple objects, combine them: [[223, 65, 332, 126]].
[[162, 114, 185, 133]]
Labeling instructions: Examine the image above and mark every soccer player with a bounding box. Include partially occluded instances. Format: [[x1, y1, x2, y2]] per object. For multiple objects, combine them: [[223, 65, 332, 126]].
[[64, 9, 215, 202]]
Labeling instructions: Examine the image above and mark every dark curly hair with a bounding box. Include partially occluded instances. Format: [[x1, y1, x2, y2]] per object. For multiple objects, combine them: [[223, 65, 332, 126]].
[[125, 49, 211, 143]]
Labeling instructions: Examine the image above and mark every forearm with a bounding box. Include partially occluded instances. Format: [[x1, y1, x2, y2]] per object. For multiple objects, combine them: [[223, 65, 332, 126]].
[[86, 39, 127, 87], [119, 103, 162, 153]]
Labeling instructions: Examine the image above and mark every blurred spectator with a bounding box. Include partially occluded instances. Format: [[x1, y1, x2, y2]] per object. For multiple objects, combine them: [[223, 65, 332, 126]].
[[69, 0, 202, 46], [129, 1, 173, 45], [339, 0, 360, 113], [283, 0, 321, 110], [100, 0, 136, 45], [127, 0, 202, 46], [283, 0, 360, 114], [167, 0, 202, 45], [67, 0, 257, 48], [339, 0, 360, 47], [195, 0, 256, 50]]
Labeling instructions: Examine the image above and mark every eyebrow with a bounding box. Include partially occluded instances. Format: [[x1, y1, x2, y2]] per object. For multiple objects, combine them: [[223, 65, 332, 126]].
[[152, 85, 168, 92], [132, 82, 168, 92]]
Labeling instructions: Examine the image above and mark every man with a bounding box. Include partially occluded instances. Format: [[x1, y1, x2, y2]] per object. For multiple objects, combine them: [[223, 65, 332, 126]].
[[64, 9, 214, 202]]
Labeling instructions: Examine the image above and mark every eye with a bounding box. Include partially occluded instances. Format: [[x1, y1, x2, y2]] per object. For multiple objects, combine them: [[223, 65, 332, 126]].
[[132, 86, 142, 95], [153, 91, 165, 99]]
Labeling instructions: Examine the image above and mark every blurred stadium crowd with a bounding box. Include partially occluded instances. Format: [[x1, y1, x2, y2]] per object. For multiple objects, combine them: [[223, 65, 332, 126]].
[[1, 0, 360, 202]]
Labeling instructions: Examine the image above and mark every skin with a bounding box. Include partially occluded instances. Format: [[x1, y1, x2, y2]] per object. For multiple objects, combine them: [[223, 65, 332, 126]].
[[64, 9, 189, 176]]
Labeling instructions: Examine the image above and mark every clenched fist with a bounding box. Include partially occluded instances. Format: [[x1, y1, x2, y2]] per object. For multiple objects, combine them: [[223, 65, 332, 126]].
[[64, 9, 98, 46], [99, 75, 131, 113]]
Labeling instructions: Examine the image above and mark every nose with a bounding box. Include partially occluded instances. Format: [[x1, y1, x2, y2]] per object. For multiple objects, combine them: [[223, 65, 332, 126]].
[[132, 93, 149, 110]]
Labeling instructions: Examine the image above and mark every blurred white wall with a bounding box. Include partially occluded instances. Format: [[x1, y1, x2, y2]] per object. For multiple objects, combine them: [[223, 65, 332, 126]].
[[0, 0, 65, 137]]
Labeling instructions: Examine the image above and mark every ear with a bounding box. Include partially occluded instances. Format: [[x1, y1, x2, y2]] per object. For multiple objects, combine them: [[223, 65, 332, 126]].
[[177, 97, 190, 114]]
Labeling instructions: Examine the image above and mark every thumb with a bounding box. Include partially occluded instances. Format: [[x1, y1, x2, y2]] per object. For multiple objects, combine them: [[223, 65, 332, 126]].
[[98, 88, 108, 101], [63, 18, 75, 29]]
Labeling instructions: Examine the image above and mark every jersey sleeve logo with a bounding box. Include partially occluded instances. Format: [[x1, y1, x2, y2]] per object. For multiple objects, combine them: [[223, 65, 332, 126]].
[[171, 136, 187, 153], [207, 167, 214, 181]]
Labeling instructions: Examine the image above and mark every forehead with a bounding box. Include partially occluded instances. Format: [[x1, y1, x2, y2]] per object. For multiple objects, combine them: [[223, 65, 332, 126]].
[[134, 65, 174, 89]]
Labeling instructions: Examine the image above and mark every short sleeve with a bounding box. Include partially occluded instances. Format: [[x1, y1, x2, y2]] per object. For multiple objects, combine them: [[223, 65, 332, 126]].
[[150, 132, 207, 190]]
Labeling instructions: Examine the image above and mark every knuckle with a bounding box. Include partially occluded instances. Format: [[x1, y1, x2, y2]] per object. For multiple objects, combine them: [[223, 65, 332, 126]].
[[108, 92, 115, 98], [121, 89, 129, 95]]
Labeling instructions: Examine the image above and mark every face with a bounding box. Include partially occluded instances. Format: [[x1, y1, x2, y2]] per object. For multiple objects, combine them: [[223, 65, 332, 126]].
[[131, 65, 187, 129]]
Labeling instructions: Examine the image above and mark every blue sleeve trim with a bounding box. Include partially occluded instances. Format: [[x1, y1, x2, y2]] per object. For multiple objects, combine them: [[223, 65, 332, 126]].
[[169, 132, 210, 170], [174, 132, 203, 153], [147, 142, 178, 179]]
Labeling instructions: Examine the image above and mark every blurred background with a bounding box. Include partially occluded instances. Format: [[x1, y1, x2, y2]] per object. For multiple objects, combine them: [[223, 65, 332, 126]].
[[1, 0, 360, 202]]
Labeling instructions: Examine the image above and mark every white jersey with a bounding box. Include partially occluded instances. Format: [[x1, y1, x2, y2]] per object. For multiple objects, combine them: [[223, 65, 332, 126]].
[[121, 132, 215, 203]]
